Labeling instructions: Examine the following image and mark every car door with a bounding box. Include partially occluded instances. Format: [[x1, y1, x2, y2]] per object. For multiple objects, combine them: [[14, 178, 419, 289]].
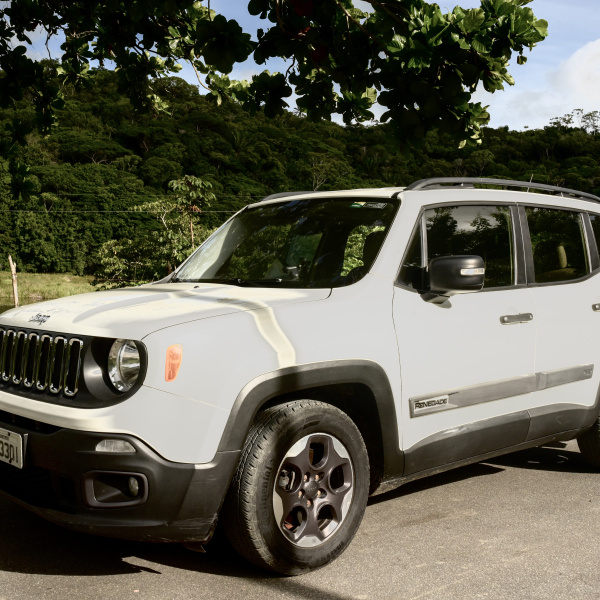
[[394, 202, 536, 476], [523, 205, 600, 439]]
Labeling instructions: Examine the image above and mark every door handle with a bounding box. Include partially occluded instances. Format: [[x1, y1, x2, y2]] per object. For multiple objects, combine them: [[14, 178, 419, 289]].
[[500, 313, 533, 325], [593, 304, 600, 312]]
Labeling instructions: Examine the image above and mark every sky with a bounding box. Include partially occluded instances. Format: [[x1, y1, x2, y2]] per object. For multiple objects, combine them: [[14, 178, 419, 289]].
[[191, 0, 600, 131], [18, 0, 600, 131]]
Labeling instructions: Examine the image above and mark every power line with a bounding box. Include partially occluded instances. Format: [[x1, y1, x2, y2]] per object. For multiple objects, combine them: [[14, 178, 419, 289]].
[[20, 192, 273, 198], [0, 209, 237, 213]]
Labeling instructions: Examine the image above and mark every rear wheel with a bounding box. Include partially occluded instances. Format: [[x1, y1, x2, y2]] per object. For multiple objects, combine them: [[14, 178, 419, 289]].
[[222, 400, 369, 575]]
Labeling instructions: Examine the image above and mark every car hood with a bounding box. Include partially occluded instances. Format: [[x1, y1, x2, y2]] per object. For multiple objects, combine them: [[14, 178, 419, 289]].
[[0, 283, 331, 339]]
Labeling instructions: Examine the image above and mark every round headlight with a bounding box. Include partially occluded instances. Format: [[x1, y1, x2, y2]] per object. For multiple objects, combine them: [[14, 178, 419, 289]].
[[107, 339, 141, 392]]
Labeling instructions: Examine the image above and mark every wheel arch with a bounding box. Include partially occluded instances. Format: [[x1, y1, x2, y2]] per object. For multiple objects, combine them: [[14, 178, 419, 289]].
[[217, 360, 404, 493]]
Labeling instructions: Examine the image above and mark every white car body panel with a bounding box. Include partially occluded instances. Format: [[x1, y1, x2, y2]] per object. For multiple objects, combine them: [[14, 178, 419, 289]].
[[0, 275, 401, 464], [0, 284, 330, 339], [0, 285, 331, 463], [2, 178, 600, 557], [394, 285, 537, 451], [139, 274, 401, 462], [529, 278, 600, 410], [0, 383, 230, 464], [0, 183, 598, 467]]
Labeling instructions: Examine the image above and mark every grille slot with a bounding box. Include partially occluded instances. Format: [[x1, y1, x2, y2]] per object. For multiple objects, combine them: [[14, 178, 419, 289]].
[[49, 336, 66, 394], [23, 333, 39, 388], [12, 331, 26, 385], [36, 335, 52, 391], [0, 328, 83, 398], [65, 339, 83, 397], [1, 329, 15, 382]]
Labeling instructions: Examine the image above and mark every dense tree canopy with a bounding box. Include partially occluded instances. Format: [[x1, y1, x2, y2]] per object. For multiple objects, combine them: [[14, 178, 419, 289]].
[[0, 69, 598, 285], [1, 0, 547, 148]]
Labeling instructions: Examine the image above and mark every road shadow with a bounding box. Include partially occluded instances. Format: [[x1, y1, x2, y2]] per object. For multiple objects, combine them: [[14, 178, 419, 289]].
[[0, 443, 595, 586], [368, 461, 505, 505], [0, 501, 367, 599], [368, 442, 596, 506], [0, 498, 266, 578], [483, 442, 596, 473]]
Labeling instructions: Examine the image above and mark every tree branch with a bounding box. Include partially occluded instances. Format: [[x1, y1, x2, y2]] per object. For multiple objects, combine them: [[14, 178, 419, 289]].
[[274, 0, 297, 36], [188, 59, 212, 92], [286, 56, 297, 79]]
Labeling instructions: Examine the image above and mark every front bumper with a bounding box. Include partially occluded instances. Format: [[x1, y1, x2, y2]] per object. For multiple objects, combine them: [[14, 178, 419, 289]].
[[0, 411, 239, 543]]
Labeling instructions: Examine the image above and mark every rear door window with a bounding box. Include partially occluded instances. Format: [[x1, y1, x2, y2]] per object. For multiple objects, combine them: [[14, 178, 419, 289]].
[[525, 207, 589, 283]]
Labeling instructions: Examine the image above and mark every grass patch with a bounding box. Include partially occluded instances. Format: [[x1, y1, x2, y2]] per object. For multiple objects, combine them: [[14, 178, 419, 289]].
[[0, 272, 96, 307]]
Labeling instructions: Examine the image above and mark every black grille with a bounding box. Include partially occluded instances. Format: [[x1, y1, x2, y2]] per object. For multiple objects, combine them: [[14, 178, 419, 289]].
[[0, 328, 83, 398]]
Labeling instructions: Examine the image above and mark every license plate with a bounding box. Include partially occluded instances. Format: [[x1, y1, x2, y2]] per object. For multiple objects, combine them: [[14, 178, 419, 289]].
[[0, 427, 23, 469]]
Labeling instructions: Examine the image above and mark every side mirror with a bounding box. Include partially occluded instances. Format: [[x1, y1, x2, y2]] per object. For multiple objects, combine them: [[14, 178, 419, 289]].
[[425, 255, 485, 302]]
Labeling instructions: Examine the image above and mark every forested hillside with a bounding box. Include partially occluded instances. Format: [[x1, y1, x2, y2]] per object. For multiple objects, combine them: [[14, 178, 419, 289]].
[[1, 68, 598, 284]]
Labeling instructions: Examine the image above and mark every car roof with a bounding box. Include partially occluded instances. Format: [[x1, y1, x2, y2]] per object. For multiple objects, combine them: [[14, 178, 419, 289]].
[[251, 178, 600, 209]]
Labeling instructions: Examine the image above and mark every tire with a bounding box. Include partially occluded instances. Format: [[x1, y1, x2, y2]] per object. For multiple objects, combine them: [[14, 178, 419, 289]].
[[221, 400, 370, 575], [577, 417, 600, 467]]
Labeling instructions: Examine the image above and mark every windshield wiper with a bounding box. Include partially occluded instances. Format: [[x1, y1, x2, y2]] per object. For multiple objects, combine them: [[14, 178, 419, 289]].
[[176, 278, 284, 287], [237, 278, 284, 287]]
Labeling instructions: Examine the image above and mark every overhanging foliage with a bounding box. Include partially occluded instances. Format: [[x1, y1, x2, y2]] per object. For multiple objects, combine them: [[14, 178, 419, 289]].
[[1, 0, 547, 148]]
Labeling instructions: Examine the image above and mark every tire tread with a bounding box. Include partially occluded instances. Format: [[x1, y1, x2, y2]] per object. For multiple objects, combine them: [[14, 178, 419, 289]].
[[222, 400, 368, 574]]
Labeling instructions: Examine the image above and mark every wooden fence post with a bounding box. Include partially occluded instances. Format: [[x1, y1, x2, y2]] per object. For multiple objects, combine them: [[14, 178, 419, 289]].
[[8, 255, 19, 308]]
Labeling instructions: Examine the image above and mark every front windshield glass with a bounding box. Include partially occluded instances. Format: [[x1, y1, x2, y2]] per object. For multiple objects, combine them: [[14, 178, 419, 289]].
[[173, 197, 400, 288]]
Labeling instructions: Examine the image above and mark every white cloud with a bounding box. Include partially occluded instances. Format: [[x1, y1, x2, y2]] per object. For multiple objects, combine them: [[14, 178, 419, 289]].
[[479, 39, 600, 130], [551, 39, 600, 106]]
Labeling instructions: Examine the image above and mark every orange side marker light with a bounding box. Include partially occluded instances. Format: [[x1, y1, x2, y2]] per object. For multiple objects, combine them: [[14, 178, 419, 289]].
[[165, 345, 183, 382]]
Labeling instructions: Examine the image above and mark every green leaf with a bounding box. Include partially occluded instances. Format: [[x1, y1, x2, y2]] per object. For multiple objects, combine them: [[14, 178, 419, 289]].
[[461, 8, 486, 33], [455, 36, 471, 50], [532, 19, 548, 36], [361, 87, 377, 105], [471, 35, 492, 53], [386, 34, 406, 54], [248, 0, 269, 16], [494, 0, 516, 17], [347, 8, 367, 19]]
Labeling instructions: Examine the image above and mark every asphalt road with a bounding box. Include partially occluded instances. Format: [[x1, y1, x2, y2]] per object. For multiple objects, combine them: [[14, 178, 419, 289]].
[[1, 439, 599, 600]]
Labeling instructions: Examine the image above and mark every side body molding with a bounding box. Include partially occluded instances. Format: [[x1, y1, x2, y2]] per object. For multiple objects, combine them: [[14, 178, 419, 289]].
[[217, 360, 404, 486], [387, 380, 600, 494]]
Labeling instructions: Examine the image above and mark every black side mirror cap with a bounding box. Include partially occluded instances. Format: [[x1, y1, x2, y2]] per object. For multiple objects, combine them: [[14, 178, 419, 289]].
[[426, 255, 485, 301]]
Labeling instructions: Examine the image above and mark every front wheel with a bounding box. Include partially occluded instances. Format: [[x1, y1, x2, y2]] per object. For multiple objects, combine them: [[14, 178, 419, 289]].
[[222, 400, 370, 575]]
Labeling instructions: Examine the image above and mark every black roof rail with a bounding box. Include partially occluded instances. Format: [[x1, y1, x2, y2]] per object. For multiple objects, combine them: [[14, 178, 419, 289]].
[[405, 177, 600, 203]]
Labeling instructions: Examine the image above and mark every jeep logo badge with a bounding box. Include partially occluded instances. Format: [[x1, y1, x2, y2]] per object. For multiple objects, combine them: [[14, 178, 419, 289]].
[[28, 313, 51, 324]]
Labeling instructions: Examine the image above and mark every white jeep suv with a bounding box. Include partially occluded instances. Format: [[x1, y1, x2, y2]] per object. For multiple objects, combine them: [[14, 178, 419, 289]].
[[1, 177, 600, 574]]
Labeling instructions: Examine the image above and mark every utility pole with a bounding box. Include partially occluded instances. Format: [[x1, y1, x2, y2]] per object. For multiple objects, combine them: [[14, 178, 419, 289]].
[[8, 255, 19, 308]]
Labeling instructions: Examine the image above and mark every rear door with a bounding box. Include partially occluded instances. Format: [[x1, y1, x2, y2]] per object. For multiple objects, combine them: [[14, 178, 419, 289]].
[[523, 205, 600, 439]]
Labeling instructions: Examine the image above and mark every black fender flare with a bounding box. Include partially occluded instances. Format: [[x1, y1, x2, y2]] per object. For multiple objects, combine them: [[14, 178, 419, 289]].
[[217, 359, 404, 482]]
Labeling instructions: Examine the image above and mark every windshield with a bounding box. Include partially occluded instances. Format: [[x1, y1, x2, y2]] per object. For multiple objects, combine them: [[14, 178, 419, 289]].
[[172, 197, 400, 288]]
